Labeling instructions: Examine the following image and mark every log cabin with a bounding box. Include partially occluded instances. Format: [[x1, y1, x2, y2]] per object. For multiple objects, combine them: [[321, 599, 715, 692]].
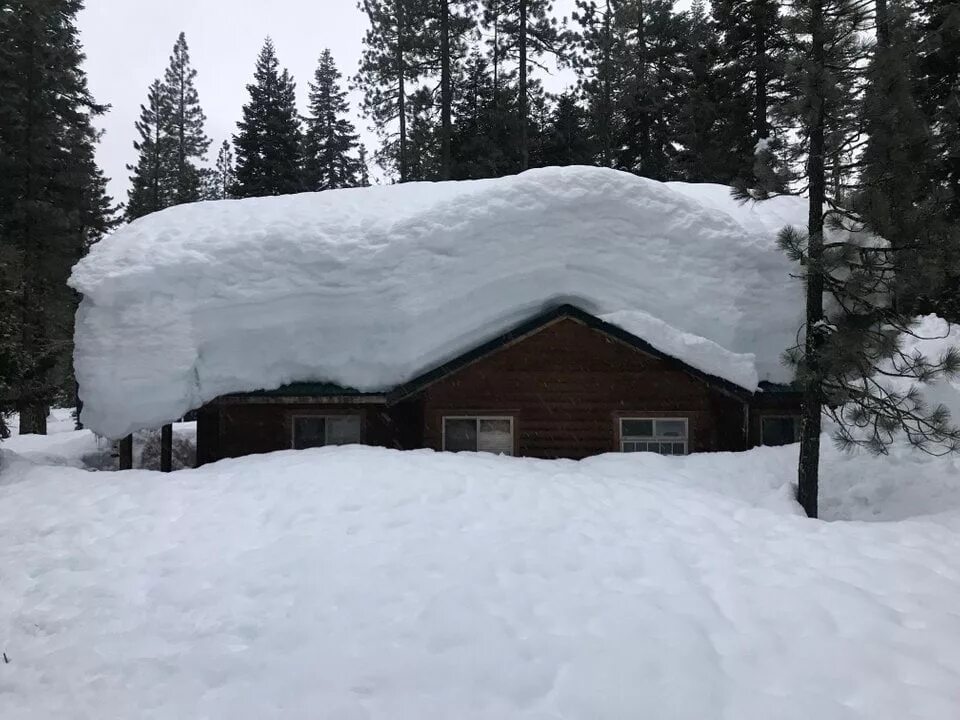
[[196, 305, 802, 465]]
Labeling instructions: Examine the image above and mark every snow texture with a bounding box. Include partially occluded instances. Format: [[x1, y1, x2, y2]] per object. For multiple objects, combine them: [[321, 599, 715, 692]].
[[72, 166, 811, 438], [3, 442, 960, 719], [601, 309, 759, 389]]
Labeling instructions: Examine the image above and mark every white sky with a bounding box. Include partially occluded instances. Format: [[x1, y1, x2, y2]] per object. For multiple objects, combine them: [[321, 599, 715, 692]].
[[78, 0, 582, 203]]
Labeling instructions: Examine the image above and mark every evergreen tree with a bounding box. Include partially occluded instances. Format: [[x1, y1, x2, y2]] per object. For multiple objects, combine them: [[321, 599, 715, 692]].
[[233, 38, 304, 197], [163, 32, 211, 205], [616, 0, 685, 180], [405, 86, 442, 180], [126, 79, 175, 220], [208, 140, 236, 200], [540, 91, 594, 165], [746, 0, 960, 517], [357, 0, 430, 181], [673, 1, 742, 182], [303, 49, 362, 191], [357, 144, 373, 186], [0, 0, 117, 435], [711, 0, 787, 182], [482, 0, 567, 170], [450, 48, 520, 177], [572, 0, 626, 166]]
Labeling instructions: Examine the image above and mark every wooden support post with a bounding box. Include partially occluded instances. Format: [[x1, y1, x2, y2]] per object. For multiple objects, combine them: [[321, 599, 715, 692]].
[[119, 434, 133, 470], [160, 423, 173, 473]]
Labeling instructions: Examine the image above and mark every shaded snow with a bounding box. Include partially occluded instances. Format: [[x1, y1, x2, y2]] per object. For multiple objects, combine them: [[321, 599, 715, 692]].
[[71, 166, 809, 438], [2, 444, 960, 719]]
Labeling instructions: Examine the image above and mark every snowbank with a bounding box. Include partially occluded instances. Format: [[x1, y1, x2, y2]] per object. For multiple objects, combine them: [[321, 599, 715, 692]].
[[72, 166, 810, 437], [3, 445, 960, 718]]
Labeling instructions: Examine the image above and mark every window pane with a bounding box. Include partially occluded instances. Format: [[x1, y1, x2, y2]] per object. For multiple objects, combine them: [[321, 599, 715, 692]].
[[444, 418, 478, 452], [655, 420, 686, 438], [761, 417, 798, 446], [621, 419, 653, 438], [672, 443, 686, 455], [326, 415, 361, 445], [293, 417, 326, 449], [478, 419, 513, 455]]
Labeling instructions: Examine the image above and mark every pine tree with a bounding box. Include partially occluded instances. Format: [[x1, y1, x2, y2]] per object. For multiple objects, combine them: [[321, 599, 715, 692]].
[[357, 0, 430, 182], [207, 140, 236, 200], [357, 144, 372, 186], [126, 79, 175, 220], [303, 50, 362, 191], [482, 0, 567, 171], [405, 87, 442, 180], [746, 0, 960, 517], [673, 1, 742, 182], [616, 0, 685, 180], [450, 48, 520, 177], [572, 0, 626, 166], [0, 0, 117, 435], [540, 92, 594, 165], [163, 32, 211, 205], [712, 0, 787, 183], [233, 38, 304, 197]]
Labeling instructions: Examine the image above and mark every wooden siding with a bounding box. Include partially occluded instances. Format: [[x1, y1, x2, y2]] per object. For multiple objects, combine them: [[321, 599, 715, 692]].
[[418, 317, 748, 459]]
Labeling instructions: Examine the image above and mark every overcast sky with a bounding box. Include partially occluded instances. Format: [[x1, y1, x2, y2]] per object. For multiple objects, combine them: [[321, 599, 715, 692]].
[[77, 0, 581, 204]]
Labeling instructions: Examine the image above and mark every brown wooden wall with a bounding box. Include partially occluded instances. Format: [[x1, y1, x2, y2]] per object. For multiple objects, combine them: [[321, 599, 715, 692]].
[[416, 317, 748, 459], [196, 317, 804, 466]]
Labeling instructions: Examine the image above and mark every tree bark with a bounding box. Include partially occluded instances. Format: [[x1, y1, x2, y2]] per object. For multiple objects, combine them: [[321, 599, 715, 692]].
[[440, 0, 452, 180], [397, 0, 408, 182], [875, 0, 889, 46], [798, 0, 826, 519], [519, 0, 529, 171], [119, 434, 133, 470], [160, 423, 173, 472], [17, 403, 47, 435]]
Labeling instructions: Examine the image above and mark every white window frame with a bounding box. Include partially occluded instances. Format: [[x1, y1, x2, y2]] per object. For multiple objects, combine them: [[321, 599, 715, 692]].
[[441, 415, 515, 455], [290, 413, 362, 449], [619, 417, 689, 455], [760, 415, 801, 446]]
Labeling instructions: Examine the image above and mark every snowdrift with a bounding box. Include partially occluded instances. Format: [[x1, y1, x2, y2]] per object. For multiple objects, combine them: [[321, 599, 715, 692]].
[[71, 166, 808, 438], [3, 445, 960, 718]]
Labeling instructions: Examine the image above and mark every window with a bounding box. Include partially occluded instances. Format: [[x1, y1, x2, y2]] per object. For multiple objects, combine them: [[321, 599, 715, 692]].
[[292, 414, 361, 449], [620, 417, 688, 455], [442, 416, 514, 455], [760, 416, 800, 446]]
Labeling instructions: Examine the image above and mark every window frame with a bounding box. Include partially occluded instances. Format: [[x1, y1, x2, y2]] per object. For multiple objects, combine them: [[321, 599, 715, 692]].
[[441, 415, 515, 455], [759, 415, 801, 446], [618, 416, 689, 455], [290, 413, 363, 450]]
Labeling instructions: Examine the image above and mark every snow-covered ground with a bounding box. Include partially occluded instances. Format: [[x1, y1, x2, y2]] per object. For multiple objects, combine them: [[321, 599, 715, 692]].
[[3, 435, 960, 718]]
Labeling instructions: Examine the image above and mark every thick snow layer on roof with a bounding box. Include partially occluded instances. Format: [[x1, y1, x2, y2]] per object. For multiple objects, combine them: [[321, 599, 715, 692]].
[[72, 166, 808, 437], [601, 309, 759, 389]]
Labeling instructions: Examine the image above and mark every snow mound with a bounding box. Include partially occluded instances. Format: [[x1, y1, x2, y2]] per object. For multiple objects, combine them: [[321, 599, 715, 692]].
[[72, 166, 807, 438], [4, 446, 960, 718], [601, 309, 759, 389]]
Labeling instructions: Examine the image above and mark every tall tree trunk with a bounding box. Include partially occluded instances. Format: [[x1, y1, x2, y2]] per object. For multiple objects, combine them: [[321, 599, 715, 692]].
[[798, 0, 826, 519], [875, 0, 889, 46], [440, 0, 452, 179], [519, 0, 529, 171], [600, 0, 613, 166], [753, 0, 769, 140], [637, 0, 651, 171], [397, 0, 408, 182]]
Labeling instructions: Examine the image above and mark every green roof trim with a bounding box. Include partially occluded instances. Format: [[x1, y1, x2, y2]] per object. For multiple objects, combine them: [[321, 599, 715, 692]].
[[240, 382, 379, 398]]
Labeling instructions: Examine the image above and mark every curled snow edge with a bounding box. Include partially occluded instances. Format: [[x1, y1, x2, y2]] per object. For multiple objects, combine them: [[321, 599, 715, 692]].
[[72, 166, 813, 438]]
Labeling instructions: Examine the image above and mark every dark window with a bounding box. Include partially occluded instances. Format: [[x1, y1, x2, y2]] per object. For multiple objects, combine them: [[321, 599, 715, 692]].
[[620, 418, 688, 455], [292, 415, 361, 449], [443, 417, 514, 455], [760, 416, 800, 446]]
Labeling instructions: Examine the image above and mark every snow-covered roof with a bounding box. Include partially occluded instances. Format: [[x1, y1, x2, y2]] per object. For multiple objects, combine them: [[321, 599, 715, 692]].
[[71, 166, 808, 438]]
